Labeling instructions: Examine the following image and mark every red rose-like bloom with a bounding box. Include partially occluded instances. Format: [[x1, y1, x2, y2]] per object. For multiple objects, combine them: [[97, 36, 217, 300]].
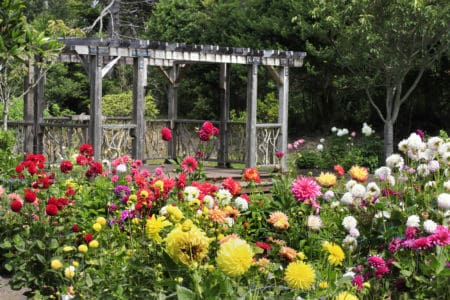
[[60, 160, 73, 173], [161, 127, 173, 141], [10, 200, 23, 212], [45, 204, 58, 216], [181, 156, 198, 174], [275, 151, 284, 159], [79, 144, 94, 157], [177, 173, 187, 189], [72, 224, 80, 232], [243, 168, 261, 183], [334, 164, 345, 177], [76, 154, 89, 166], [24, 188, 37, 203], [198, 129, 211, 141], [84, 233, 93, 243], [222, 177, 242, 196]]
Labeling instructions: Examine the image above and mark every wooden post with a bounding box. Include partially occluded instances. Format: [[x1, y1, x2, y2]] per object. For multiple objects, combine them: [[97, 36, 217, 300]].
[[167, 65, 179, 160], [132, 56, 147, 160], [23, 59, 34, 154], [33, 56, 45, 154], [89, 54, 103, 161], [278, 66, 289, 172], [246, 64, 258, 168], [218, 63, 230, 168]]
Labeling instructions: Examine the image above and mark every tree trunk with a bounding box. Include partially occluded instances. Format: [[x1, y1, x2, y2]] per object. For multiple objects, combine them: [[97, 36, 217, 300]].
[[2, 105, 8, 131], [383, 119, 394, 159]]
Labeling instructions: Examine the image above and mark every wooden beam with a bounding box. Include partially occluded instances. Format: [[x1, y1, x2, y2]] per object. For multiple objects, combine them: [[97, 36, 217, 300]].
[[101, 56, 122, 78], [89, 55, 103, 161], [246, 64, 258, 168], [266, 65, 283, 86], [23, 60, 34, 154], [33, 56, 45, 154], [132, 56, 147, 160]]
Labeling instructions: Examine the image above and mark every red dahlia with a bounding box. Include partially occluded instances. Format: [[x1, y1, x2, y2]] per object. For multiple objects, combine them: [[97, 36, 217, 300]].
[[45, 204, 58, 216]]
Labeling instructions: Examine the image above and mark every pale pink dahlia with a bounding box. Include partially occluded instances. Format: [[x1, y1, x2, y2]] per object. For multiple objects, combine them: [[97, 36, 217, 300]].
[[291, 176, 322, 202]]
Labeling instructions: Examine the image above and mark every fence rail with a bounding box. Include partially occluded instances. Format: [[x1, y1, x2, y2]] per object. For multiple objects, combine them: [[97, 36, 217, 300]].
[[5, 117, 281, 166]]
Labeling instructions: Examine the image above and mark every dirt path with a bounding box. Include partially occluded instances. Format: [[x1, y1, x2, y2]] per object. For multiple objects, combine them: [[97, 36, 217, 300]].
[[0, 277, 27, 300]]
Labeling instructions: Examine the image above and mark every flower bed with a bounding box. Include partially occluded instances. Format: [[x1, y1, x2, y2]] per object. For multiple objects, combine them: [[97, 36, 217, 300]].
[[0, 126, 449, 299]]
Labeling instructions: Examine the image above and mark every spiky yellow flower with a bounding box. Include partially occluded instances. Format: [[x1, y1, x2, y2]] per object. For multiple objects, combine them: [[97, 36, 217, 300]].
[[348, 166, 369, 183], [146, 215, 171, 243], [216, 237, 254, 277], [165, 224, 209, 266], [322, 241, 345, 266], [166, 205, 184, 223], [267, 211, 289, 230], [284, 261, 316, 290], [319, 281, 328, 289], [335, 291, 358, 300], [316, 172, 337, 187]]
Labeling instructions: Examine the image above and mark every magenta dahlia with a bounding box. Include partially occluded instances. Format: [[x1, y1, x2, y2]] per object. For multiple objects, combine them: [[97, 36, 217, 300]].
[[291, 176, 322, 202]]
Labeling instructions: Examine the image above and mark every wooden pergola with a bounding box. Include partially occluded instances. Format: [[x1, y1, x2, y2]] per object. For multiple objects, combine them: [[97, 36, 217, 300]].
[[24, 38, 306, 170]]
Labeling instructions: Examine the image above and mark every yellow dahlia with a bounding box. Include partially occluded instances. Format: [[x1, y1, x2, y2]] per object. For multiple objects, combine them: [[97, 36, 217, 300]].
[[284, 261, 316, 290], [96, 217, 107, 225], [335, 291, 358, 300], [64, 266, 75, 279], [146, 215, 172, 243], [316, 172, 337, 187], [322, 241, 345, 266], [88, 240, 99, 248], [165, 224, 209, 266], [166, 205, 184, 223], [348, 166, 369, 183], [216, 237, 254, 277], [267, 211, 289, 230]]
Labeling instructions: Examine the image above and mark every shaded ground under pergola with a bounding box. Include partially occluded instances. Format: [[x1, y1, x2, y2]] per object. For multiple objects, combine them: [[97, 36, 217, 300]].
[[23, 38, 306, 171]]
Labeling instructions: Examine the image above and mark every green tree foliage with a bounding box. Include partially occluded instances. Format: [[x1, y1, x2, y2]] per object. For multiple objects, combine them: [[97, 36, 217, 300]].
[[294, 0, 450, 157], [101, 91, 159, 118], [45, 63, 90, 114], [0, 0, 62, 130]]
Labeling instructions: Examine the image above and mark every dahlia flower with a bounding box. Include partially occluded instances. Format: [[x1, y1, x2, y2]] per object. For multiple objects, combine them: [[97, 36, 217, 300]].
[[267, 211, 289, 230], [335, 292, 358, 300], [322, 241, 345, 266], [437, 193, 450, 210], [181, 156, 198, 174], [342, 216, 357, 231], [284, 261, 316, 290], [291, 176, 322, 202], [146, 215, 172, 243], [348, 165, 369, 183], [316, 172, 337, 187], [307, 215, 323, 231], [165, 223, 209, 266], [216, 237, 253, 277]]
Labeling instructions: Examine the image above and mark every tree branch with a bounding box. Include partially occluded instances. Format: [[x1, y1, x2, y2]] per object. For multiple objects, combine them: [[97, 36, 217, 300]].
[[365, 88, 386, 123], [83, 0, 116, 35]]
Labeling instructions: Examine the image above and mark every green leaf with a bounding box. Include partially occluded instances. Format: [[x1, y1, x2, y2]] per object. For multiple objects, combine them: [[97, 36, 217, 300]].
[[36, 254, 46, 264], [49, 239, 59, 249], [176, 285, 196, 300], [4, 263, 13, 272], [0, 240, 12, 249], [86, 273, 93, 287], [36, 240, 45, 250], [400, 269, 412, 277]]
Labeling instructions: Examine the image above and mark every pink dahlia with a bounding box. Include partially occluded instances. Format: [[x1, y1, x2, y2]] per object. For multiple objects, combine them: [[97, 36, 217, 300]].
[[291, 176, 322, 202], [181, 156, 198, 174], [367, 255, 385, 268], [429, 225, 450, 246]]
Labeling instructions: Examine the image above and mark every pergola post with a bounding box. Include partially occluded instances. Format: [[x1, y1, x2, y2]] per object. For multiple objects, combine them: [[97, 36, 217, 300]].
[[246, 64, 258, 168], [277, 66, 289, 172], [23, 60, 35, 154], [218, 63, 230, 168], [88, 54, 103, 161], [23, 56, 45, 154], [33, 57, 45, 154], [132, 56, 147, 160], [167, 65, 179, 160]]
